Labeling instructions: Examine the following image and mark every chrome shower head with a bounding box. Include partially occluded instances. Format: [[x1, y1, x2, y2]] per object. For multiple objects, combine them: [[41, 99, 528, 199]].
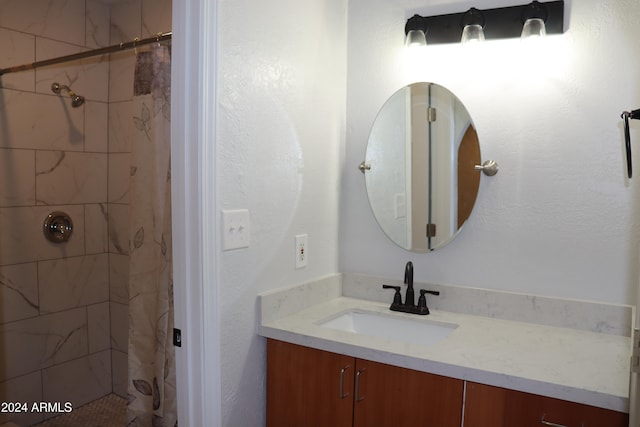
[[70, 94, 85, 108], [51, 82, 85, 108]]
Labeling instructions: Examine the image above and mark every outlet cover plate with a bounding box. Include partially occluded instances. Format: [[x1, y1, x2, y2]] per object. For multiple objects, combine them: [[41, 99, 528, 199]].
[[295, 234, 308, 268]]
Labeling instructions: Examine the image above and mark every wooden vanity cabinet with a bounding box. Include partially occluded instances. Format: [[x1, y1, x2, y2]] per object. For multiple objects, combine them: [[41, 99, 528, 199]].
[[266, 339, 464, 427], [267, 339, 628, 427], [266, 339, 354, 427], [463, 382, 629, 427], [352, 358, 463, 427]]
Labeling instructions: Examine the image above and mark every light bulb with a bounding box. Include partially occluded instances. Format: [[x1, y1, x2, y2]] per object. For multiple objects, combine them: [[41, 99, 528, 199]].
[[405, 29, 427, 48], [521, 18, 546, 40], [461, 24, 485, 45]]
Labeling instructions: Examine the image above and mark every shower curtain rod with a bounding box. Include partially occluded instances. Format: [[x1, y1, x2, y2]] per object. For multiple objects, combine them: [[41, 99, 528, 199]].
[[0, 31, 172, 76]]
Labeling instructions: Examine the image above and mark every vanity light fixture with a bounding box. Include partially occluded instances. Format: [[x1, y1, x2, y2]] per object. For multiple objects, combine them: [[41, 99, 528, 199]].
[[521, 1, 548, 40], [460, 8, 486, 45], [404, 15, 427, 47], [521, 18, 546, 39], [403, 0, 564, 46]]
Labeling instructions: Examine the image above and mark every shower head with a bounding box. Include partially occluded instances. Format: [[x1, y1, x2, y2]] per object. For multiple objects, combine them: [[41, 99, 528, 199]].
[[51, 82, 85, 108], [70, 94, 85, 108]]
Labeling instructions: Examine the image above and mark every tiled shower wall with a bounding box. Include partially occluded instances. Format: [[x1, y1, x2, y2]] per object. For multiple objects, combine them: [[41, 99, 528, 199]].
[[0, 1, 171, 426], [0, 2, 112, 425]]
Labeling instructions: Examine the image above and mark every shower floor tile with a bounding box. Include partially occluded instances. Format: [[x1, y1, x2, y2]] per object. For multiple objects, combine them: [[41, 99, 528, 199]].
[[31, 394, 125, 427]]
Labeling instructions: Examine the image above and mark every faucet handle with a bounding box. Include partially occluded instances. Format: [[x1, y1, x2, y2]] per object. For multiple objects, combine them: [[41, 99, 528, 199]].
[[417, 289, 440, 314], [421, 290, 440, 297], [382, 285, 402, 306]]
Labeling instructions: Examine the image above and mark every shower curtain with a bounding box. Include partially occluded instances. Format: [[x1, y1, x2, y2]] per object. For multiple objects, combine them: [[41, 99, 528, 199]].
[[126, 44, 177, 427]]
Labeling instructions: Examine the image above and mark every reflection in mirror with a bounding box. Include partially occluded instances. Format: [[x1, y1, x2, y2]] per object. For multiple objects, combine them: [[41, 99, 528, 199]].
[[364, 82, 481, 252]]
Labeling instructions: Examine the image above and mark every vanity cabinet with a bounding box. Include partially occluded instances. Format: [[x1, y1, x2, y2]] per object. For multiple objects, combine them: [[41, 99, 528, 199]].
[[267, 339, 629, 427], [463, 382, 629, 427], [266, 339, 464, 427], [351, 358, 463, 426], [266, 339, 354, 427]]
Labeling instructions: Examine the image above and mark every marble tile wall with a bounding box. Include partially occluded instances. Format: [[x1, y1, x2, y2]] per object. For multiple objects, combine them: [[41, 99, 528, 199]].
[[0, 1, 115, 425]]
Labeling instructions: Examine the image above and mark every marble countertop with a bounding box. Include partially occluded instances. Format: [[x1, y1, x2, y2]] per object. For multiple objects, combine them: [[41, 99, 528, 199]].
[[259, 295, 631, 413]]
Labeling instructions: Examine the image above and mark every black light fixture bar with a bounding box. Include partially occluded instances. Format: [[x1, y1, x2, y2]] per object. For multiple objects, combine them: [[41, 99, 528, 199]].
[[405, 0, 564, 45]]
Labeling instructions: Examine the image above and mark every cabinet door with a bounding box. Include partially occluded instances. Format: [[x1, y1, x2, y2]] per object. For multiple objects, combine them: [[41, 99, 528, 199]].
[[464, 382, 629, 427], [266, 339, 354, 427], [353, 358, 464, 427]]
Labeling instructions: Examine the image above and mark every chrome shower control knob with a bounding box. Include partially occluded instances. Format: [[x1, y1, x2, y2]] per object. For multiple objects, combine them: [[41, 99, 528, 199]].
[[43, 211, 73, 243]]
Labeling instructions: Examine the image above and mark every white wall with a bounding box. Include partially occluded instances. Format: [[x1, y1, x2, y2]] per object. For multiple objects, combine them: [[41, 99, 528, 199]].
[[211, 0, 640, 424], [216, 0, 347, 425], [342, 0, 640, 305]]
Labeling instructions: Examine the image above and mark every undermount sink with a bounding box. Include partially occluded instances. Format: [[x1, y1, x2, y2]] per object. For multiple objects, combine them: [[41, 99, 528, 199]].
[[319, 309, 458, 347]]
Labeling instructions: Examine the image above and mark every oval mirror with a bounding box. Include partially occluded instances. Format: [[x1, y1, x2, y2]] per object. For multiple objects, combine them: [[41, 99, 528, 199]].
[[363, 82, 481, 252]]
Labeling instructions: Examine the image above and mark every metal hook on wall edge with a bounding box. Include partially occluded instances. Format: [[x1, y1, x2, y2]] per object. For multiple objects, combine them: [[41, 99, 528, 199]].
[[621, 109, 640, 179]]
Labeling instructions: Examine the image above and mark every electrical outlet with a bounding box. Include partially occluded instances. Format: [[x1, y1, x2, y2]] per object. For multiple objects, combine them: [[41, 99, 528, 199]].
[[295, 234, 308, 268]]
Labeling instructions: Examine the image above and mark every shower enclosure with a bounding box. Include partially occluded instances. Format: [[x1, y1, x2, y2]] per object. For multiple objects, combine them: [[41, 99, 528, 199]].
[[0, 1, 174, 426]]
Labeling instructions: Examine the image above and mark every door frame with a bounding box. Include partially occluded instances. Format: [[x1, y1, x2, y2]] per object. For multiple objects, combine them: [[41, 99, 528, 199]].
[[171, 0, 221, 426]]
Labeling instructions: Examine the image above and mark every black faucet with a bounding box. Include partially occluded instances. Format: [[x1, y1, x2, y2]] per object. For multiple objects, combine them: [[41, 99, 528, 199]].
[[382, 261, 440, 315], [404, 261, 415, 307]]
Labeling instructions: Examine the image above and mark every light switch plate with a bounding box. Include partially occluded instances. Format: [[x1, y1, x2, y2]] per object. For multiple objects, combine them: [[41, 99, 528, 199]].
[[222, 209, 250, 251]]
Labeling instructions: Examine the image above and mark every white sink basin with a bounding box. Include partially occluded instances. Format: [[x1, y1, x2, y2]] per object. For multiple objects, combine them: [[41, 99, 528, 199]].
[[319, 309, 457, 347]]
